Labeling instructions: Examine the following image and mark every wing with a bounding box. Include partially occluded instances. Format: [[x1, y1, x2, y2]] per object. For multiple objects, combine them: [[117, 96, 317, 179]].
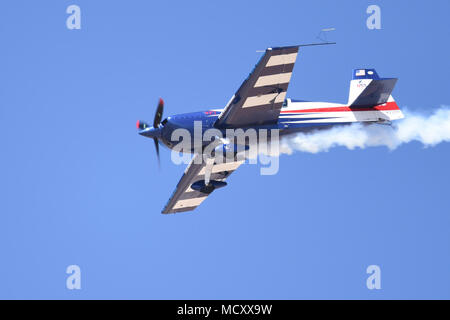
[[162, 154, 244, 214], [214, 45, 299, 128]]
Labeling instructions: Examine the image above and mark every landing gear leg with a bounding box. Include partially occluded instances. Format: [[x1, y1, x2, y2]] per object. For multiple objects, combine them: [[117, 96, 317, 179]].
[[204, 157, 215, 187]]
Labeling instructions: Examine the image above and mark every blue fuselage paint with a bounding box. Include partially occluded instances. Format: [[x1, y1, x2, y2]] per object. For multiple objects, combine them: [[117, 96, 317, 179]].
[[139, 110, 347, 153]]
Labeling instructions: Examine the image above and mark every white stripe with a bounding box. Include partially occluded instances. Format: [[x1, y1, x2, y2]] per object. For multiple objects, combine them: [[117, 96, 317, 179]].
[[279, 114, 324, 119], [266, 53, 298, 67], [243, 92, 286, 108], [173, 196, 208, 209], [281, 111, 376, 123], [254, 72, 292, 87], [198, 161, 243, 175]]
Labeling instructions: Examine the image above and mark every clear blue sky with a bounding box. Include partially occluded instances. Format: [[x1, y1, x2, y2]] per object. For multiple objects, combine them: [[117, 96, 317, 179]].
[[1, 0, 449, 299]]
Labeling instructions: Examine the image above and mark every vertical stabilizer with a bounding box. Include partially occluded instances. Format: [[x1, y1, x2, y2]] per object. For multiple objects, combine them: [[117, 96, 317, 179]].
[[348, 69, 397, 107]]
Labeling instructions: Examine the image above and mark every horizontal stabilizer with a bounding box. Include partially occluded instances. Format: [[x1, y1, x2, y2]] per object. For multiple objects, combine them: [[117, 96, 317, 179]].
[[351, 78, 397, 107], [348, 69, 398, 107]]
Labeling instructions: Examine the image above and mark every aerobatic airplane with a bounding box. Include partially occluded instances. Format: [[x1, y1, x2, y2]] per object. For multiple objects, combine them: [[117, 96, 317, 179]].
[[137, 44, 403, 214]]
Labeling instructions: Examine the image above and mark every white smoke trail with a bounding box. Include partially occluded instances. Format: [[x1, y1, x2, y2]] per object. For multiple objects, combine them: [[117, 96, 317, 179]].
[[279, 106, 450, 154]]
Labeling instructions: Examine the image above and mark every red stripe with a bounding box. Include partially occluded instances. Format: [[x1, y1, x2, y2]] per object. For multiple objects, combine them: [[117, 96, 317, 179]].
[[280, 101, 400, 114]]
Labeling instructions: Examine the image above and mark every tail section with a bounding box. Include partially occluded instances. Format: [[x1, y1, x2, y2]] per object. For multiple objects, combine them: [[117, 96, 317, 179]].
[[348, 69, 398, 107], [382, 95, 404, 121]]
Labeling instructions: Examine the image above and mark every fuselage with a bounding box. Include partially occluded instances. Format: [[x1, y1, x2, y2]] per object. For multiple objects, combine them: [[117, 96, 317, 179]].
[[140, 97, 404, 153]]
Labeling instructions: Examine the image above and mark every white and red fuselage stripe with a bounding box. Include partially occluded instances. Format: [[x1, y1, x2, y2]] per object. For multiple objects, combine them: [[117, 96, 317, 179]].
[[277, 98, 403, 127]]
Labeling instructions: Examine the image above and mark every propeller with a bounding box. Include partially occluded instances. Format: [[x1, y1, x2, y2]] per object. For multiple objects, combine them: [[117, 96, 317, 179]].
[[154, 136, 160, 167], [154, 98, 164, 128], [136, 98, 164, 168], [153, 98, 164, 167]]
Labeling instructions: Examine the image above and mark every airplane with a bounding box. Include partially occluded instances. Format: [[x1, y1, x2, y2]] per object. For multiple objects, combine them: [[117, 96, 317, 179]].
[[137, 43, 404, 214]]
